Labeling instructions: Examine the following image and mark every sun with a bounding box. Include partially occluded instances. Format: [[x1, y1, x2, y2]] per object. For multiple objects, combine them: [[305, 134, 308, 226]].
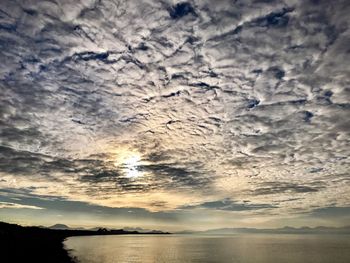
[[123, 155, 142, 178], [112, 147, 145, 178]]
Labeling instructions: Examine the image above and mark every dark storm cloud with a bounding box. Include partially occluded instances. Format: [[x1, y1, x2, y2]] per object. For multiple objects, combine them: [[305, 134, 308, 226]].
[[181, 198, 276, 211]]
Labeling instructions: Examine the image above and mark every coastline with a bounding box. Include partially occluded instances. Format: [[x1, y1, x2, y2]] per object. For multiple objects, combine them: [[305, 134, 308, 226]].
[[0, 222, 75, 263], [0, 221, 170, 263]]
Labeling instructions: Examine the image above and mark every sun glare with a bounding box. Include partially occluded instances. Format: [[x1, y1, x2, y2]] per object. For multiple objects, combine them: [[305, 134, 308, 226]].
[[123, 155, 141, 178]]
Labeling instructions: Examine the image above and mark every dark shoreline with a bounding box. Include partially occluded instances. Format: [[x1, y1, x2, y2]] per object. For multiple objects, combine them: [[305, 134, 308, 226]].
[[0, 221, 170, 263]]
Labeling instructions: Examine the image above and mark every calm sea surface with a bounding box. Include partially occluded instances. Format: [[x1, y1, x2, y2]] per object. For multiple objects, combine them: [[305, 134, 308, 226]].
[[64, 234, 350, 263]]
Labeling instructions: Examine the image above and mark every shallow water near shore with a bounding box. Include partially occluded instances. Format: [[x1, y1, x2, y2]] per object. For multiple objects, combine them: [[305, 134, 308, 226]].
[[64, 234, 350, 263]]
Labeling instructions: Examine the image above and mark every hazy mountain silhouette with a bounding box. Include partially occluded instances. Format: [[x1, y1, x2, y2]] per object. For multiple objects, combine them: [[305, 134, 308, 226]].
[[47, 224, 166, 233], [49, 224, 87, 231], [49, 223, 70, 230], [177, 226, 350, 235], [123, 227, 165, 233]]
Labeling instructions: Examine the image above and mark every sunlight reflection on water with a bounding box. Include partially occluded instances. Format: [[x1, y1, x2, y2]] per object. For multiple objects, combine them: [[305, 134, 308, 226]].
[[64, 234, 350, 263]]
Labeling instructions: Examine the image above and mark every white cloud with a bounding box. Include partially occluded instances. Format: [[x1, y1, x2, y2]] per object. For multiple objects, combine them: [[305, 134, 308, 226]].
[[0, 201, 44, 210]]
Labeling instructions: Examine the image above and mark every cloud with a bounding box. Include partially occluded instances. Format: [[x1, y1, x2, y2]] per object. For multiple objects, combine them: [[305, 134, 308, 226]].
[[0, 188, 180, 222], [181, 198, 276, 211], [0, 145, 210, 197], [311, 206, 350, 219], [0, 201, 44, 210], [253, 182, 325, 195], [0, 0, 349, 226]]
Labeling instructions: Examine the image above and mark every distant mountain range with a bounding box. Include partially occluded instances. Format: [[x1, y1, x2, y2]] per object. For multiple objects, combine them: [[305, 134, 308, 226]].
[[48, 224, 167, 234], [47, 223, 350, 235], [176, 226, 350, 235], [122, 227, 166, 234], [49, 224, 86, 231], [49, 224, 70, 230]]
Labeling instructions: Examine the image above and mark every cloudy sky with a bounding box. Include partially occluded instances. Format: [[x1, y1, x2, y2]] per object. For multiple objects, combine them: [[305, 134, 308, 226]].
[[0, 0, 349, 231]]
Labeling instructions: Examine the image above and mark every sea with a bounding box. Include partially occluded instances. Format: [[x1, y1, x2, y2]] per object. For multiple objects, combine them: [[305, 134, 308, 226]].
[[64, 234, 350, 263]]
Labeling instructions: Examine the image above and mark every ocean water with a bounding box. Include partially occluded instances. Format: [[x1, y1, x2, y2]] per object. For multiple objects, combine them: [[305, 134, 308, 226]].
[[64, 234, 350, 263]]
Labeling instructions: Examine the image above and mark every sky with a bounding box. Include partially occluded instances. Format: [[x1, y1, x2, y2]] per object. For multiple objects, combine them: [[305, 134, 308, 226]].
[[0, 0, 349, 231]]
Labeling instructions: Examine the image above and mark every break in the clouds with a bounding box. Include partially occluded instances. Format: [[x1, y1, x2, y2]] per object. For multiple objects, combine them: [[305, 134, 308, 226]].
[[0, 0, 349, 229]]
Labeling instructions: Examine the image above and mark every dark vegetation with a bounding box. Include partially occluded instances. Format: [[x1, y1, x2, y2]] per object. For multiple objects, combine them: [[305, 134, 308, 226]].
[[0, 221, 170, 263]]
